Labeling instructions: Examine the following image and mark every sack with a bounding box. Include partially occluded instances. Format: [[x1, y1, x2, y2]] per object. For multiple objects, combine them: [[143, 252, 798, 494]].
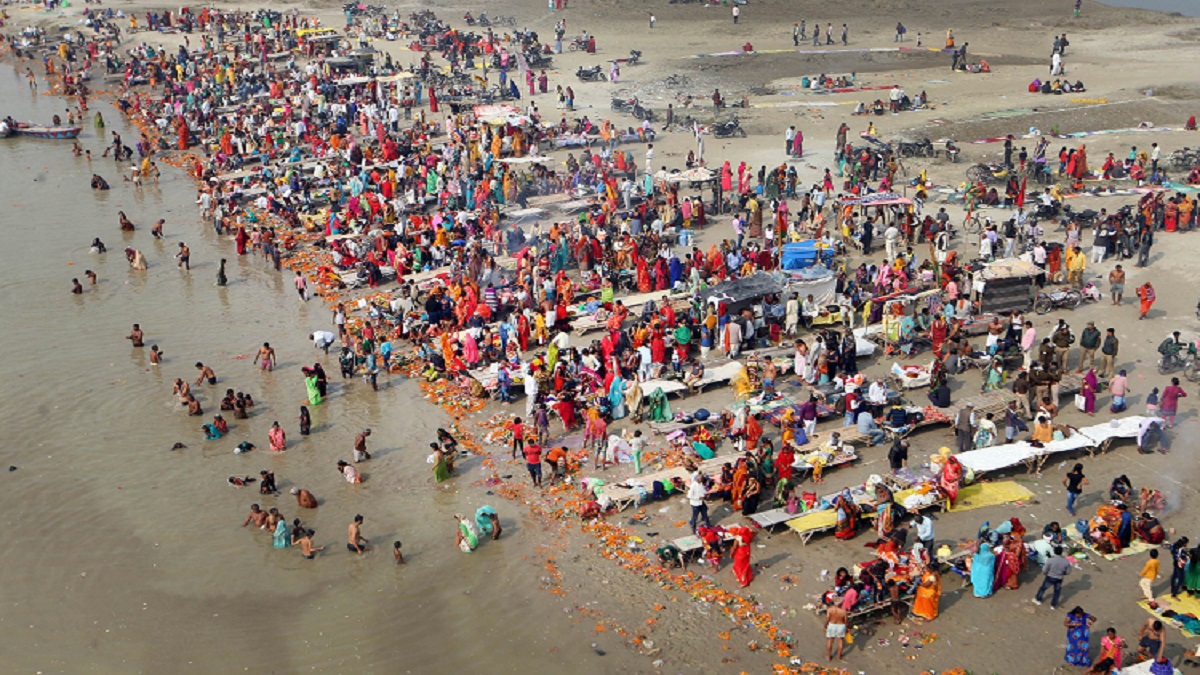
[[1074, 394, 1087, 411]]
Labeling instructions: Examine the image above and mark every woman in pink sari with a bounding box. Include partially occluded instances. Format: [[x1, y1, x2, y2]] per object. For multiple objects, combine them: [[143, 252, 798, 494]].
[[721, 161, 733, 192], [268, 421, 286, 452]]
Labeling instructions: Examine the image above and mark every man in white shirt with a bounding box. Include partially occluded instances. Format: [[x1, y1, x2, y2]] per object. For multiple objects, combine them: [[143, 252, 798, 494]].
[[801, 294, 821, 328], [883, 223, 901, 261], [913, 514, 935, 550], [645, 144, 655, 174], [310, 330, 337, 353], [785, 126, 795, 155], [785, 293, 800, 336], [687, 471, 712, 532]]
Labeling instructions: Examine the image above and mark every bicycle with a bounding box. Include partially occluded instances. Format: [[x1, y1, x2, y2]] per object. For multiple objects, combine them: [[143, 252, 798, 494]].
[[963, 212, 984, 235]]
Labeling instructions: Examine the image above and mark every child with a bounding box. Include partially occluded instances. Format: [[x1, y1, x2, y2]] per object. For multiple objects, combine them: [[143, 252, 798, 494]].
[[1146, 387, 1160, 417], [509, 416, 525, 460], [811, 454, 827, 484], [393, 540, 405, 564]]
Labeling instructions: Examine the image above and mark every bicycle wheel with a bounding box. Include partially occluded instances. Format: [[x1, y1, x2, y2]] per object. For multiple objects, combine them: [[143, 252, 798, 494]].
[[1034, 296, 1052, 314], [965, 165, 987, 183], [963, 216, 981, 234]]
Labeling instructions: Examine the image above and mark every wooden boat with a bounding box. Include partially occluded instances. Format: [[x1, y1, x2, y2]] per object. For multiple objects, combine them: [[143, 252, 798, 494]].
[[1, 121, 82, 139]]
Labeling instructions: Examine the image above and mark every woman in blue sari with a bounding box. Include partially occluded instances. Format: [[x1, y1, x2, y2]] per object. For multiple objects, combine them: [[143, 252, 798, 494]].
[[971, 544, 997, 598], [1064, 606, 1096, 666], [609, 375, 628, 420], [475, 506, 499, 540], [272, 518, 290, 549]]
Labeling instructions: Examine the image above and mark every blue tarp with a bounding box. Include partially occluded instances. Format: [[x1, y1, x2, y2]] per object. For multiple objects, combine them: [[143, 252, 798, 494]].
[[780, 242, 834, 270]]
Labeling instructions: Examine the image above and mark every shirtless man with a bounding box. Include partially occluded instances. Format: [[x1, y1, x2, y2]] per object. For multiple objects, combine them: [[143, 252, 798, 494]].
[[186, 394, 203, 416], [151, 219, 164, 239], [71, 278, 83, 294], [353, 429, 372, 462], [242, 504, 268, 528], [348, 514, 371, 555], [149, 345, 163, 366], [127, 323, 144, 347], [294, 529, 324, 559], [253, 342, 276, 372], [194, 362, 217, 386], [291, 487, 319, 508], [172, 378, 191, 403], [1108, 264, 1126, 306], [176, 242, 190, 270], [85, 270, 97, 285], [762, 356, 779, 398], [825, 600, 848, 661]]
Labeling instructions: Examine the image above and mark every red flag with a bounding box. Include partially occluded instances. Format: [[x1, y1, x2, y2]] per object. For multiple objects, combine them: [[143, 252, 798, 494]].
[[1016, 174, 1028, 208]]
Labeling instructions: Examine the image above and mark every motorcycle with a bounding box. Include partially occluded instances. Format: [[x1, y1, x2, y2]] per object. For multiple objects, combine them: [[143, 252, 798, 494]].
[[632, 102, 654, 122], [712, 117, 746, 139], [463, 12, 475, 25], [1033, 287, 1083, 314], [1060, 204, 1099, 228], [568, 35, 591, 52], [611, 96, 638, 113], [527, 52, 553, 68], [576, 65, 606, 81], [945, 139, 961, 163], [626, 49, 642, 65], [895, 138, 935, 158]]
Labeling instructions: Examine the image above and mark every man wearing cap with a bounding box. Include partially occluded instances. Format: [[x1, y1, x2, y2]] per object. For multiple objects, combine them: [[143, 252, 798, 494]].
[[292, 486, 319, 508]]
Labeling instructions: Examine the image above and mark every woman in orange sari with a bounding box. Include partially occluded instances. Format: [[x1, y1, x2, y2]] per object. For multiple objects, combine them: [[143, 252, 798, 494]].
[[730, 459, 749, 510], [911, 566, 941, 620]]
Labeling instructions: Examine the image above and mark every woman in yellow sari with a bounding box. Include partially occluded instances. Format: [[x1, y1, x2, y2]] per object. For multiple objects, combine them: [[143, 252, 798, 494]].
[[912, 565, 941, 620]]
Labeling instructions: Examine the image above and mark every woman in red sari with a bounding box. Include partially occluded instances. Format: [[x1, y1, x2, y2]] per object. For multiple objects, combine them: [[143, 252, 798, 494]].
[[776, 443, 796, 483], [516, 313, 531, 352], [234, 226, 249, 255], [636, 255, 651, 292], [939, 455, 963, 506], [728, 525, 755, 587], [654, 257, 669, 291]]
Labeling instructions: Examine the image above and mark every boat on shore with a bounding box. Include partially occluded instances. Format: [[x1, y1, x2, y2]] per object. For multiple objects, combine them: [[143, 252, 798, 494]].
[[0, 119, 82, 139]]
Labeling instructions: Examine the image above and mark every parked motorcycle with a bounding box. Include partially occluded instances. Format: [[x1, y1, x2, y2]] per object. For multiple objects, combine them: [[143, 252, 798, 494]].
[[713, 117, 746, 138], [576, 65, 606, 81], [611, 96, 638, 113], [945, 139, 961, 163], [568, 36, 591, 51], [627, 49, 642, 65], [1033, 287, 1083, 314]]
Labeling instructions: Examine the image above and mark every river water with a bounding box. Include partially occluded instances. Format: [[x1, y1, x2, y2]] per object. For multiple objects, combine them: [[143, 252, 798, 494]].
[[0, 65, 610, 673], [1100, 0, 1200, 16]]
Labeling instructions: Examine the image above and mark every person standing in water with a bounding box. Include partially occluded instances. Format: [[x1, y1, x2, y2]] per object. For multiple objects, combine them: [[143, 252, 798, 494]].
[[348, 515, 371, 555], [216, 258, 228, 286], [126, 324, 144, 347], [253, 342, 275, 371], [176, 242, 190, 271]]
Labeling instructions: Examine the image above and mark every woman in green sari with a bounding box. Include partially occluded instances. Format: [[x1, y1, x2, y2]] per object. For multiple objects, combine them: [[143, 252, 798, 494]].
[[431, 443, 451, 483], [456, 514, 479, 553], [982, 359, 1004, 393], [1185, 543, 1200, 594], [304, 369, 322, 405]]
